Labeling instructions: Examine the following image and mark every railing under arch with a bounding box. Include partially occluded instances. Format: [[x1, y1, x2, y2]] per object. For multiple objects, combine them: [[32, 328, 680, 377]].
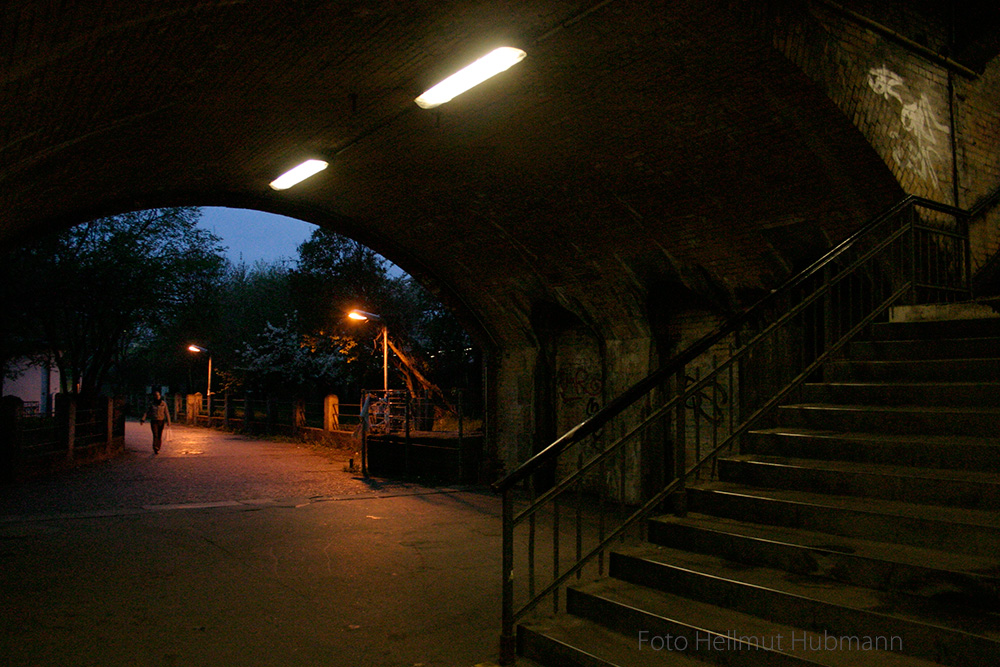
[[493, 195, 972, 663]]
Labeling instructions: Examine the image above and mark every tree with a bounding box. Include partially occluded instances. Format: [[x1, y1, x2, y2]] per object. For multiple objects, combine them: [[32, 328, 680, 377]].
[[236, 316, 348, 395], [291, 227, 478, 406], [293, 228, 395, 332], [2, 208, 226, 395]]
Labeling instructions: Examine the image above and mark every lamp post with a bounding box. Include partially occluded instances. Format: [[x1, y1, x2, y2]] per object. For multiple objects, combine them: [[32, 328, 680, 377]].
[[187, 344, 212, 397], [347, 310, 388, 392]]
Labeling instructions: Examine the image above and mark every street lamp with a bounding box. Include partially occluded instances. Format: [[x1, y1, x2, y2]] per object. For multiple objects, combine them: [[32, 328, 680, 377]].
[[347, 310, 388, 392], [187, 345, 212, 397]]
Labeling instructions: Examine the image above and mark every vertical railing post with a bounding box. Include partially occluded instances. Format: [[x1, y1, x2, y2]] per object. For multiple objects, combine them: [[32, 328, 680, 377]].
[[404, 398, 411, 476], [528, 481, 537, 599], [728, 343, 736, 463], [692, 367, 701, 480], [457, 389, 464, 481], [962, 212, 973, 298], [553, 495, 560, 614], [106, 396, 114, 450], [576, 450, 583, 579], [500, 487, 516, 665], [672, 366, 687, 515], [361, 391, 369, 478], [908, 203, 918, 304]]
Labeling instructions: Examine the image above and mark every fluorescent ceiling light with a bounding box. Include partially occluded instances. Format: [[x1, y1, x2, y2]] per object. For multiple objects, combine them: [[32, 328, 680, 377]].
[[269, 159, 328, 190], [415, 46, 527, 109]]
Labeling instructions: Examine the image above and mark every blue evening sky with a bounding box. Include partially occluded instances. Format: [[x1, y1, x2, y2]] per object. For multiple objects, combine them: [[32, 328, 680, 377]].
[[197, 207, 317, 267], [197, 207, 405, 277]]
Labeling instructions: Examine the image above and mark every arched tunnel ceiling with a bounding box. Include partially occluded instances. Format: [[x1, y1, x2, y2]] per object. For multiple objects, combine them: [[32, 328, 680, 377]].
[[0, 0, 904, 349]]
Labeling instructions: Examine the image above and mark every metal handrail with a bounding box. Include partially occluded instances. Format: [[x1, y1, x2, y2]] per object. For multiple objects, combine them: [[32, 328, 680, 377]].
[[493, 195, 965, 494], [495, 195, 973, 664], [969, 185, 1000, 220]]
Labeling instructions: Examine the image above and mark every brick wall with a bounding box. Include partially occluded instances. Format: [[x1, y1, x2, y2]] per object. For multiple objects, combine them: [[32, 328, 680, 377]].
[[753, 1, 956, 203], [752, 1, 1000, 269], [955, 58, 1000, 270]]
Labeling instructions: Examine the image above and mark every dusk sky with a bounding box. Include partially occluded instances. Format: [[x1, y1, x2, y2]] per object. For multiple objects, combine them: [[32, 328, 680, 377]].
[[197, 207, 318, 266], [197, 206, 405, 278]]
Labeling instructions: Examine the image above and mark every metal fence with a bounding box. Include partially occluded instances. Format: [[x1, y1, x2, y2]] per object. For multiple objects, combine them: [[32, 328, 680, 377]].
[[1, 395, 126, 478]]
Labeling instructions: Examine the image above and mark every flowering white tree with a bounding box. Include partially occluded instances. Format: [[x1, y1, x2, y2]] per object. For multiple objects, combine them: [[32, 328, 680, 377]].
[[237, 317, 348, 395]]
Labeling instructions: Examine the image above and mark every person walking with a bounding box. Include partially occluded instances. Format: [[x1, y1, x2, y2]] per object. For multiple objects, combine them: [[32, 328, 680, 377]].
[[139, 390, 171, 454]]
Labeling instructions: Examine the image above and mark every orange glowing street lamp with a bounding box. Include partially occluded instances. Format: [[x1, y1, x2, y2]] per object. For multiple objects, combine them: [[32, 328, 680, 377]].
[[347, 310, 388, 392], [187, 344, 212, 397]]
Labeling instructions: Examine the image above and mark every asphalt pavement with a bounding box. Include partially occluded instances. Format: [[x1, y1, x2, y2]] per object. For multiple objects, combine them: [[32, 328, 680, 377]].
[[0, 421, 506, 667]]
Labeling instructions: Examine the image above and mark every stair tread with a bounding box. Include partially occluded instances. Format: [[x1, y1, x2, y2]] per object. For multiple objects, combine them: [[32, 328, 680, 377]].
[[651, 510, 1000, 578], [722, 454, 1000, 485], [575, 578, 943, 667], [805, 381, 1000, 388], [521, 614, 707, 666], [749, 427, 1000, 448], [851, 335, 1000, 345], [829, 357, 1000, 363], [871, 318, 1000, 340], [615, 543, 1000, 641], [691, 481, 1000, 529], [780, 403, 1000, 414]]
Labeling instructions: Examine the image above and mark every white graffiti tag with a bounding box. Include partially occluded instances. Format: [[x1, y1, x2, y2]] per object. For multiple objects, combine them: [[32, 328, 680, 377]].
[[868, 66, 906, 105], [867, 66, 950, 191]]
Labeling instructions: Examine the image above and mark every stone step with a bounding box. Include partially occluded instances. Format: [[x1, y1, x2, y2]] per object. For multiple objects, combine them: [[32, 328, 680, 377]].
[[800, 382, 1000, 407], [843, 337, 1000, 361], [609, 544, 1000, 667], [870, 317, 1000, 341], [824, 358, 1000, 382], [743, 429, 1000, 472], [683, 483, 1000, 557], [566, 579, 942, 667], [647, 511, 1000, 608], [775, 403, 1000, 437], [518, 614, 708, 667], [716, 455, 1000, 510]]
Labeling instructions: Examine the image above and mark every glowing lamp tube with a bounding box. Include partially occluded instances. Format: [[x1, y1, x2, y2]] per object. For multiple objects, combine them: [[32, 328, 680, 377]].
[[415, 47, 526, 109], [269, 159, 328, 190]]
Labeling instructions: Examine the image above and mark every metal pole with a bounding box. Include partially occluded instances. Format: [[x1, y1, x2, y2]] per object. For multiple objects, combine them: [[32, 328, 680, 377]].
[[500, 489, 516, 664], [207, 355, 213, 426], [404, 398, 411, 476], [382, 327, 388, 393], [674, 366, 687, 515], [457, 389, 464, 481]]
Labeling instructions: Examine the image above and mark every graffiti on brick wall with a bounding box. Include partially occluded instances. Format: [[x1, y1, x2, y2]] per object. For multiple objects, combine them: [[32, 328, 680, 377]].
[[867, 66, 950, 191], [556, 365, 603, 417], [684, 374, 729, 425]]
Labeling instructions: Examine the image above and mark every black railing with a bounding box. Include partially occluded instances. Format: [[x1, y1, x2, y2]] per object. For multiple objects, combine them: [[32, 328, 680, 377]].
[[493, 195, 971, 663], [2, 396, 126, 478]]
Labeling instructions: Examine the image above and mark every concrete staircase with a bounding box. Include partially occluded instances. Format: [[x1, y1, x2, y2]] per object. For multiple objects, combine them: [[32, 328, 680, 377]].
[[517, 314, 1000, 666]]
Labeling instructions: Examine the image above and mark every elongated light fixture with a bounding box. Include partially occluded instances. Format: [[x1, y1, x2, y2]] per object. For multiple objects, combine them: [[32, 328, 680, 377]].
[[269, 159, 329, 190], [414, 46, 527, 109]]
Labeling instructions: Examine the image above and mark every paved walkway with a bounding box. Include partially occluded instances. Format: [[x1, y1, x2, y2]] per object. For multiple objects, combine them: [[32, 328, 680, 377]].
[[0, 422, 505, 667]]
